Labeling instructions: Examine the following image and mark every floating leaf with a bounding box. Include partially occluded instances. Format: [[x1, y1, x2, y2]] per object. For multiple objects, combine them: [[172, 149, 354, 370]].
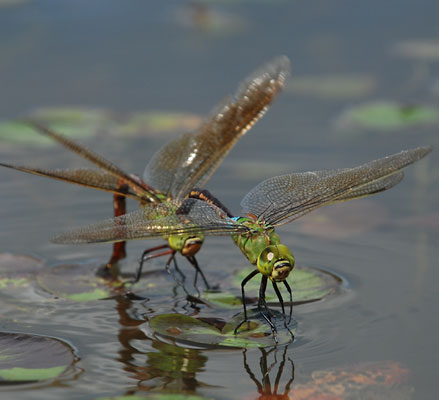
[[36, 262, 177, 301], [0, 332, 77, 384], [335, 100, 439, 132], [288, 74, 376, 100], [226, 265, 342, 309], [148, 311, 295, 348]]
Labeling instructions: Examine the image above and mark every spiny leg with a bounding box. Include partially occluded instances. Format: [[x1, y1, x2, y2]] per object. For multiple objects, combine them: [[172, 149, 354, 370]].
[[187, 255, 210, 290], [132, 244, 174, 283], [272, 282, 293, 337], [258, 276, 277, 340], [283, 280, 293, 324], [234, 269, 259, 335]]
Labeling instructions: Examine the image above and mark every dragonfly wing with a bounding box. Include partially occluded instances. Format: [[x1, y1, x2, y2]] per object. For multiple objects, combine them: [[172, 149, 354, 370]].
[[143, 56, 290, 199], [24, 121, 160, 203], [53, 198, 247, 244], [0, 164, 142, 199], [241, 146, 432, 226]]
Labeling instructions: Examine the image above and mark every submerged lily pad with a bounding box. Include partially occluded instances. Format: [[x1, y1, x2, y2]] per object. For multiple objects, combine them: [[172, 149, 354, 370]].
[[148, 311, 295, 348], [205, 265, 341, 309], [335, 100, 439, 132], [97, 395, 213, 400], [288, 74, 376, 100], [0, 332, 77, 384], [289, 361, 412, 399], [0, 253, 45, 289]]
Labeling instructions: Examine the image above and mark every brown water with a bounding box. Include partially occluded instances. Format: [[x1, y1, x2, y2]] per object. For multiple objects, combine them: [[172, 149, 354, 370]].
[[0, 1, 438, 399]]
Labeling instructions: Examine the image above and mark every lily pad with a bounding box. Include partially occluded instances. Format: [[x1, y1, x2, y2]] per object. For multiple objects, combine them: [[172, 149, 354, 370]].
[[36, 262, 125, 301], [0, 332, 77, 384], [148, 312, 295, 348], [36, 262, 179, 301], [205, 265, 342, 309], [0, 253, 45, 289], [288, 74, 376, 100], [335, 100, 439, 132]]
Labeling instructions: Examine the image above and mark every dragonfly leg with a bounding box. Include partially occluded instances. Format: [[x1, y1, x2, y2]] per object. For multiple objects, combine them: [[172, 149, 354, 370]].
[[258, 276, 278, 341], [272, 282, 293, 337], [132, 244, 174, 283], [187, 255, 210, 290], [102, 189, 128, 279], [283, 280, 293, 324], [234, 269, 259, 335]]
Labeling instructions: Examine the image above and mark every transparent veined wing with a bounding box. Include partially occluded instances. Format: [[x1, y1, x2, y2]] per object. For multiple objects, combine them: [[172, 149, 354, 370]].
[[143, 56, 290, 199], [23, 121, 161, 203], [241, 146, 432, 226], [53, 198, 248, 244], [0, 164, 145, 200]]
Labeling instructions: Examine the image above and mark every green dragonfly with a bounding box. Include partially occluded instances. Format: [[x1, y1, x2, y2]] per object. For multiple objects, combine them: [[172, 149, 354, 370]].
[[0, 56, 289, 286], [51, 145, 432, 335]]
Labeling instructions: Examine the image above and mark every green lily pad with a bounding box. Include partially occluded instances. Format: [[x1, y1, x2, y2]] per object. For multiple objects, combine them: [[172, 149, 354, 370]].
[[36, 261, 179, 301], [148, 312, 295, 348], [0, 332, 77, 384], [336, 100, 439, 132], [205, 265, 341, 309], [36, 262, 125, 301], [0, 253, 45, 289], [288, 74, 376, 100]]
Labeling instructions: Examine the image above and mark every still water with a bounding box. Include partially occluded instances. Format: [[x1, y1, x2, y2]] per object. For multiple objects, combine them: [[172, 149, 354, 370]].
[[0, 1, 438, 399]]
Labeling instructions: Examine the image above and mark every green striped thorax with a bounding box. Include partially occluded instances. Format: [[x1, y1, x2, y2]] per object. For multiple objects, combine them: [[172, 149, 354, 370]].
[[231, 216, 295, 282]]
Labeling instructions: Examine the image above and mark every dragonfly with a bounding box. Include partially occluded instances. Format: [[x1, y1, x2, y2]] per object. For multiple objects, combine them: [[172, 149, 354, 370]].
[[0, 56, 290, 286], [50, 145, 432, 336]]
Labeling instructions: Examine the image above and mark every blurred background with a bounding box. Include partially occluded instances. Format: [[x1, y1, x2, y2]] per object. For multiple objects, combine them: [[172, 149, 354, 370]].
[[0, 1, 438, 399]]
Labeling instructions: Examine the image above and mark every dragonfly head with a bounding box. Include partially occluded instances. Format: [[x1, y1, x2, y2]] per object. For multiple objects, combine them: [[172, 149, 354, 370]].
[[168, 233, 205, 256], [257, 244, 295, 282]]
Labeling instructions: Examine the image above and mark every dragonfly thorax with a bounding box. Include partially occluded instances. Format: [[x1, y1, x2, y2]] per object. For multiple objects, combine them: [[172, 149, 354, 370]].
[[168, 232, 205, 256], [231, 217, 294, 280]]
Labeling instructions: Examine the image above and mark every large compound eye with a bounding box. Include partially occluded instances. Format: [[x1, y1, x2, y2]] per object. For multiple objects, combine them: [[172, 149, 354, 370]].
[[257, 245, 280, 276]]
